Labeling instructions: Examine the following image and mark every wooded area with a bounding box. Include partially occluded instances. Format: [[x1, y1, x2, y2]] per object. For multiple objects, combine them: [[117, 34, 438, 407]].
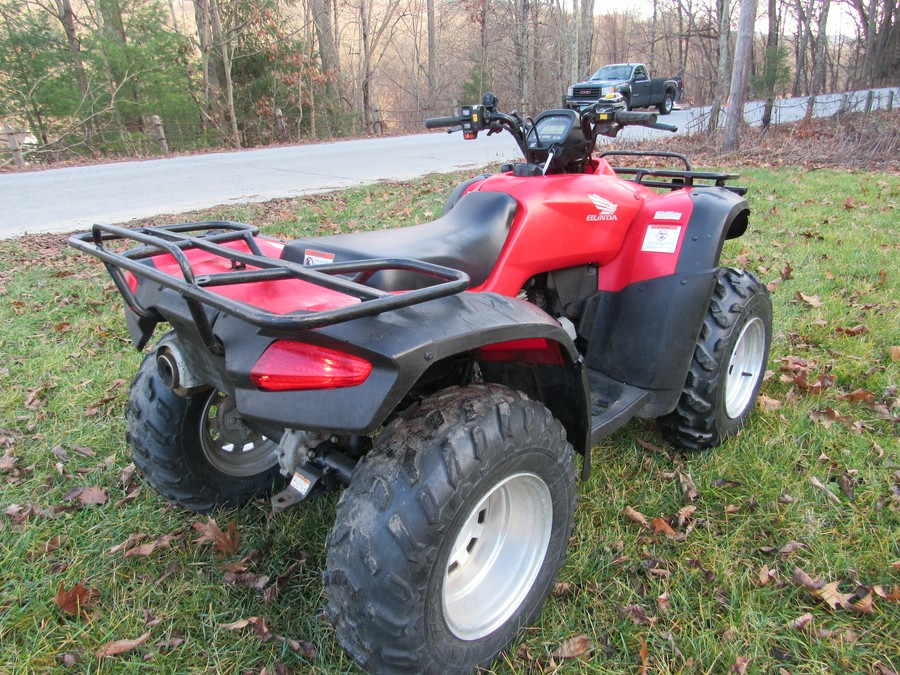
[[1, 0, 897, 162]]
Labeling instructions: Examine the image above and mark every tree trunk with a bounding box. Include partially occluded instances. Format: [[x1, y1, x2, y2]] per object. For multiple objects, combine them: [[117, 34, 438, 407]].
[[578, 0, 595, 77], [761, 0, 780, 128], [208, 0, 240, 146], [805, 0, 830, 120], [723, 0, 758, 150], [193, 0, 225, 134], [426, 0, 438, 111], [709, 0, 731, 132]]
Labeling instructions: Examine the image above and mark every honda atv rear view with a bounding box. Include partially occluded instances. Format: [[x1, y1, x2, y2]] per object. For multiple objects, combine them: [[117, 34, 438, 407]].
[[70, 92, 772, 674]]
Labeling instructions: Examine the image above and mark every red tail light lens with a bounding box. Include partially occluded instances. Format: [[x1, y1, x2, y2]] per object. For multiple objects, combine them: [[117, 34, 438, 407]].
[[251, 341, 372, 391]]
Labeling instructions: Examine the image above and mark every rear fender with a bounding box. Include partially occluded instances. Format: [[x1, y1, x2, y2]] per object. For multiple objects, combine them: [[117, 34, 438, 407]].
[[210, 292, 590, 455]]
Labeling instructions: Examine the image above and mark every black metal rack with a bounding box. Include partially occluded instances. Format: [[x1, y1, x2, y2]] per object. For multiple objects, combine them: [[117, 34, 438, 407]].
[[69, 222, 470, 342], [599, 150, 747, 195]]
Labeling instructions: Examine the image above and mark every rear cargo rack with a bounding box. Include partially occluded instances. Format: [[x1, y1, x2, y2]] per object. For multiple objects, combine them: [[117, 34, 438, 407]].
[[599, 150, 747, 195], [69, 222, 470, 343]]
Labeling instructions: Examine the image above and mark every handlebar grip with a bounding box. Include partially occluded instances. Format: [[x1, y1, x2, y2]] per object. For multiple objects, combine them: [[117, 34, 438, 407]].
[[614, 111, 658, 124], [425, 115, 463, 129], [616, 111, 654, 123]]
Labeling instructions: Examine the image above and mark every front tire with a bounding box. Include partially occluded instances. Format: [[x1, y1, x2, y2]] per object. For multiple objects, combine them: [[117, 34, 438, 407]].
[[659, 268, 772, 449], [325, 385, 576, 674], [126, 355, 283, 512]]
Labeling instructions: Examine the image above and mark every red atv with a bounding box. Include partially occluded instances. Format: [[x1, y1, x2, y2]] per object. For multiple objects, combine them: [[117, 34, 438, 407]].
[[70, 93, 772, 674]]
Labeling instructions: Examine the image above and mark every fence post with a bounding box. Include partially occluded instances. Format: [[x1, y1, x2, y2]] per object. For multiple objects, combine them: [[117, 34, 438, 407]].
[[838, 93, 850, 115], [3, 123, 25, 167], [151, 115, 169, 154], [864, 90, 874, 114], [888, 90, 894, 112], [275, 108, 287, 143]]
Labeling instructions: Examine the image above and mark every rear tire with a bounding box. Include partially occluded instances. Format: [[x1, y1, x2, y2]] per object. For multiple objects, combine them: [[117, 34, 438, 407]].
[[325, 384, 576, 674], [126, 355, 283, 512], [659, 268, 772, 449], [658, 91, 675, 115]]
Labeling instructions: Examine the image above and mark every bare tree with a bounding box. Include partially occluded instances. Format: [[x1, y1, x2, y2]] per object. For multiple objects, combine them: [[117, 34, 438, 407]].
[[708, 0, 731, 131], [722, 0, 757, 149]]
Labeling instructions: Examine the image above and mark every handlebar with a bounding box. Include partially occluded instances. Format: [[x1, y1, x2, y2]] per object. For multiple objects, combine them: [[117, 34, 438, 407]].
[[425, 115, 462, 129], [614, 111, 658, 124]]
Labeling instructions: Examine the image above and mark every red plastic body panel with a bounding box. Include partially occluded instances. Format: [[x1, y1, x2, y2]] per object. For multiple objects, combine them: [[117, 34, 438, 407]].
[[467, 166, 694, 295], [149, 238, 360, 314]]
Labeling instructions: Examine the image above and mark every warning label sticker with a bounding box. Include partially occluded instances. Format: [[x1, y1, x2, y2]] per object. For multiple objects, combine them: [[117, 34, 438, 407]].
[[290, 472, 313, 496], [641, 225, 682, 253], [303, 249, 335, 266]]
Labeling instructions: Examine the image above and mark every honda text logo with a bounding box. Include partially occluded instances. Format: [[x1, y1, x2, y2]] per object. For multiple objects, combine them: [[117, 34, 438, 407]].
[[587, 193, 618, 221]]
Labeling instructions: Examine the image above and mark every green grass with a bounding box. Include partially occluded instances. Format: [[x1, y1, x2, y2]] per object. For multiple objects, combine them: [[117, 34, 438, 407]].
[[1, 166, 898, 673]]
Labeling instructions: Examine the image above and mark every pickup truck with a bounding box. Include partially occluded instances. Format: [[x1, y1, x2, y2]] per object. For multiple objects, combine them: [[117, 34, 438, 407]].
[[565, 63, 682, 114]]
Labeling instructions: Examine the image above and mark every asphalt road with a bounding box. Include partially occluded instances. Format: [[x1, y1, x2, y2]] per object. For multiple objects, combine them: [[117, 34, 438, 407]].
[[0, 116, 684, 240], [2, 86, 895, 240]]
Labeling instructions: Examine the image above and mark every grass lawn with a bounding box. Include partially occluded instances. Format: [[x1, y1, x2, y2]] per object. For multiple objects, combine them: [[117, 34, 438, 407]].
[[0, 165, 897, 673]]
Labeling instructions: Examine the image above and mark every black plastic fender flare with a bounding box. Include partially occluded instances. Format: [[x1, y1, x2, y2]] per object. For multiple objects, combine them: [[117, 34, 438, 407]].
[[216, 292, 591, 455]]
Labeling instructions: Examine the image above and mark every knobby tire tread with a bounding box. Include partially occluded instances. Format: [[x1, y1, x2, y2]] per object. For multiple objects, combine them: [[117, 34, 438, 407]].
[[658, 268, 771, 450], [325, 384, 576, 675]]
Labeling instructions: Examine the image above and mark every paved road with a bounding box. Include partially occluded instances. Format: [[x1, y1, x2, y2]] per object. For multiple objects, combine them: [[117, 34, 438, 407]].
[[2, 86, 895, 240], [0, 113, 689, 240]]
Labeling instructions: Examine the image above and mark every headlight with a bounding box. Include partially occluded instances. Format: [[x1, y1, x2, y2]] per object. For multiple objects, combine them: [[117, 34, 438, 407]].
[[567, 86, 574, 97], [603, 86, 615, 95]]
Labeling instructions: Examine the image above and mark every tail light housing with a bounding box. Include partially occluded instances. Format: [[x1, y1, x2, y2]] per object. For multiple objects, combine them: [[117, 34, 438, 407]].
[[251, 341, 372, 391]]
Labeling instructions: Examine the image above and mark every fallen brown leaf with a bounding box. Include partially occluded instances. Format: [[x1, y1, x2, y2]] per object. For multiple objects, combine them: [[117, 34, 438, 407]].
[[193, 518, 240, 556], [618, 604, 654, 626], [551, 634, 593, 659], [792, 567, 824, 591], [54, 582, 97, 620], [796, 292, 824, 307], [757, 564, 777, 586], [848, 592, 874, 614], [623, 506, 651, 530], [96, 632, 151, 658], [77, 486, 108, 506], [224, 572, 270, 590], [732, 656, 751, 674], [678, 471, 699, 503], [651, 517, 679, 538], [675, 504, 696, 527], [657, 591, 670, 614], [639, 636, 649, 674], [811, 580, 853, 610], [757, 395, 783, 412], [890, 346, 900, 362], [779, 541, 805, 557]]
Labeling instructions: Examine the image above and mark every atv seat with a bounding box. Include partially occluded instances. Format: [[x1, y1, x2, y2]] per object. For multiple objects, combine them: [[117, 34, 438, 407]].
[[281, 191, 517, 291]]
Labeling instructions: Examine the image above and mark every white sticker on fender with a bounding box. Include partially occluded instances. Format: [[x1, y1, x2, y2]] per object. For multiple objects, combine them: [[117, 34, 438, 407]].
[[641, 225, 682, 253], [653, 210, 683, 221], [303, 249, 335, 265]]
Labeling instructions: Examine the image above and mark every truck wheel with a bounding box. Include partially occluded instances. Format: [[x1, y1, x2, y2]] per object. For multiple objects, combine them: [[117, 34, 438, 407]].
[[622, 94, 632, 111], [325, 384, 576, 674], [126, 355, 283, 513], [659, 268, 772, 450], [658, 91, 675, 115]]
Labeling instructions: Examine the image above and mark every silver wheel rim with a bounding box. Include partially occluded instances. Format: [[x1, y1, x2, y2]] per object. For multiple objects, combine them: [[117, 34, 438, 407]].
[[442, 472, 553, 641], [724, 317, 767, 418], [199, 391, 278, 476]]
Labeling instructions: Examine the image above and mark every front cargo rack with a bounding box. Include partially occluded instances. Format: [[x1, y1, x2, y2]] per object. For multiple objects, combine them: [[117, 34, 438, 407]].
[[599, 150, 747, 195], [69, 222, 470, 343]]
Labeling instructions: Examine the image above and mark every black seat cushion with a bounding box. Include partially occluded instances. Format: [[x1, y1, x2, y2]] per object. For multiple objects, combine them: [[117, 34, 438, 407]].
[[281, 191, 517, 291]]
